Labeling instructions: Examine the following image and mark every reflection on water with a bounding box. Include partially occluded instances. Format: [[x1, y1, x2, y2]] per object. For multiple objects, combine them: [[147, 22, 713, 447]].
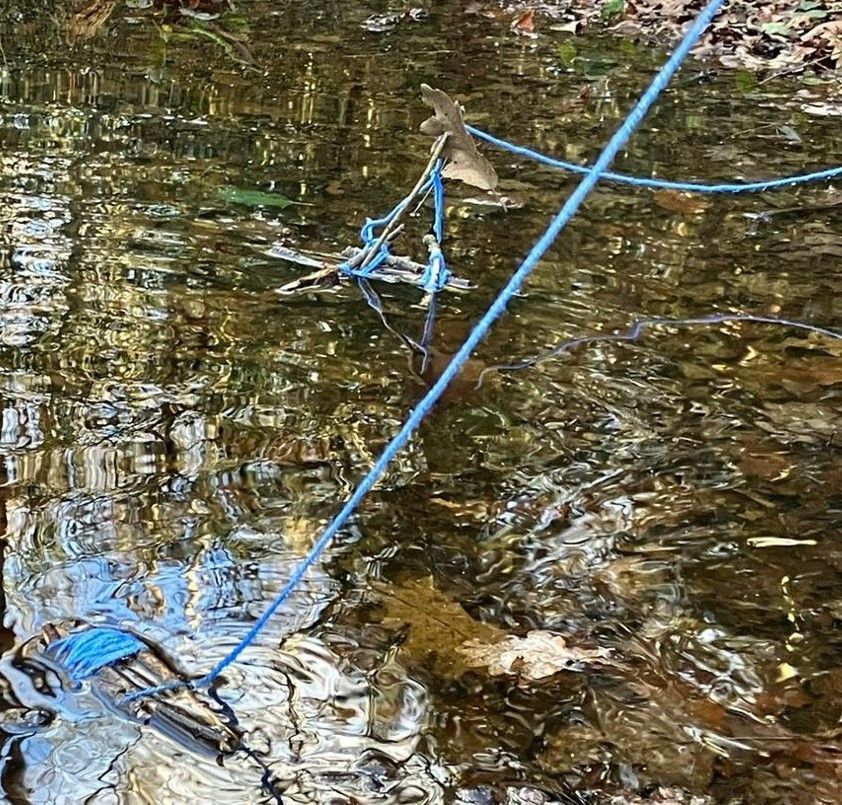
[[0, 0, 841, 802]]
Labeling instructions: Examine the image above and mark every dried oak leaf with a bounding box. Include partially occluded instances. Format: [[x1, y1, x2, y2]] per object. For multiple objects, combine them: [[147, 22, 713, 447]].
[[67, 0, 119, 43], [512, 8, 537, 37], [420, 84, 499, 190], [459, 630, 611, 681], [377, 577, 506, 677]]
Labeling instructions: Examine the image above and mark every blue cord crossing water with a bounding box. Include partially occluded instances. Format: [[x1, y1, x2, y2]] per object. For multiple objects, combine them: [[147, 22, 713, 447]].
[[114, 0, 731, 703], [467, 125, 842, 193]]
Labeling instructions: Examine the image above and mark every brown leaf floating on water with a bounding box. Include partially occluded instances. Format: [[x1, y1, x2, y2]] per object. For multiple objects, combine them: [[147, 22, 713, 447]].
[[419, 84, 499, 190]]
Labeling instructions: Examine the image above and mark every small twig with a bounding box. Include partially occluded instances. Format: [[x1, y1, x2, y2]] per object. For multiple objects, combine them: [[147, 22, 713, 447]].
[[476, 313, 842, 388], [756, 59, 817, 87], [350, 134, 448, 271], [412, 182, 434, 216]]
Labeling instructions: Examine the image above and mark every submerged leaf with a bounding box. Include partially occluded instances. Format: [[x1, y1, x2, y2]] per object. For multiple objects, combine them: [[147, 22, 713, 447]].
[[419, 85, 499, 190], [653, 189, 711, 216], [377, 577, 505, 677], [217, 186, 300, 208], [459, 630, 611, 681]]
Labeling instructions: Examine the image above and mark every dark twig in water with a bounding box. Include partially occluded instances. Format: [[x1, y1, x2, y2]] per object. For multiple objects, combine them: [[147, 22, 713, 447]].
[[356, 278, 418, 354], [477, 314, 842, 388]]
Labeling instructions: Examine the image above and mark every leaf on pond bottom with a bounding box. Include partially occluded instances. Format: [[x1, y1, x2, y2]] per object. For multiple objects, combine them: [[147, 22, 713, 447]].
[[376, 577, 506, 678], [217, 185, 302, 208], [652, 189, 711, 216], [458, 630, 611, 681]]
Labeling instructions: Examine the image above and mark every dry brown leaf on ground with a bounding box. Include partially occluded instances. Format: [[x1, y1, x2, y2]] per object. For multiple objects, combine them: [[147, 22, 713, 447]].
[[496, 0, 842, 74], [458, 630, 612, 681], [512, 8, 537, 37]]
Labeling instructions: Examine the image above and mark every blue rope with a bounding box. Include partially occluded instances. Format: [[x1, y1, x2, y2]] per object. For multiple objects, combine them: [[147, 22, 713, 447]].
[[342, 164, 451, 293], [419, 161, 451, 294], [121, 0, 728, 704], [431, 160, 445, 243], [48, 626, 145, 683], [467, 125, 842, 194], [478, 313, 842, 384]]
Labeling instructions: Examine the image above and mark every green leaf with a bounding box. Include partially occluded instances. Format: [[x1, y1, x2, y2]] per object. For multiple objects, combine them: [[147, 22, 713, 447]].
[[800, 8, 830, 19], [602, 0, 624, 19], [734, 69, 757, 94], [217, 185, 300, 208], [556, 41, 577, 66], [760, 21, 791, 36], [777, 124, 802, 144]]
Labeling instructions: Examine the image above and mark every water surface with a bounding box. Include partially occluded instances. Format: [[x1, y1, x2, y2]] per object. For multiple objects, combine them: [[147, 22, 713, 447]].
[[0, 2, 840, 802]]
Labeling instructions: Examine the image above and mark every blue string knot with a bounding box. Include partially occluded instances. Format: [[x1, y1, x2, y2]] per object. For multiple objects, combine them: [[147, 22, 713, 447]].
[[420, 236, 450, 294]]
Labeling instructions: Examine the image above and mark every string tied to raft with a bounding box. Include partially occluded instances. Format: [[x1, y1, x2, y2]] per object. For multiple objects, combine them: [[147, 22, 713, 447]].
[[339, 158, 450, 293], [465, 125, 842, 194], [419, 159, 451, 294]]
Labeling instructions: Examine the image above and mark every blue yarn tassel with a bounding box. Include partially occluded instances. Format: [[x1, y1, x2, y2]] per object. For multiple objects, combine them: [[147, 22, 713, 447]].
[[48, 627, 146, 683]]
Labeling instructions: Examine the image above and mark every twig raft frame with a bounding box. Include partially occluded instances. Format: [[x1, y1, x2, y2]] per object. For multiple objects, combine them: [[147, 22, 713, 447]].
[[270, 85, 499, 294], [270, 244, 473, 295]]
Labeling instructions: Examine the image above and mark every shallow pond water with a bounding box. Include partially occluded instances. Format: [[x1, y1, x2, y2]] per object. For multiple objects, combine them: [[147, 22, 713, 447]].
[[0, 2, 841, 803]]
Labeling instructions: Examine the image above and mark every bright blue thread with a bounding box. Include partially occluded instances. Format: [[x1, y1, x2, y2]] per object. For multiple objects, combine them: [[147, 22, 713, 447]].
[[48, 626, 145, 683], [340, 177, 435, 280], [431, 160, 445, 243], [419, 240, 448, 294], [341, 163, 451, 293], [121, 0, 729, 704], [467, 125, 842, 193], [419, 161, 451, 294]]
